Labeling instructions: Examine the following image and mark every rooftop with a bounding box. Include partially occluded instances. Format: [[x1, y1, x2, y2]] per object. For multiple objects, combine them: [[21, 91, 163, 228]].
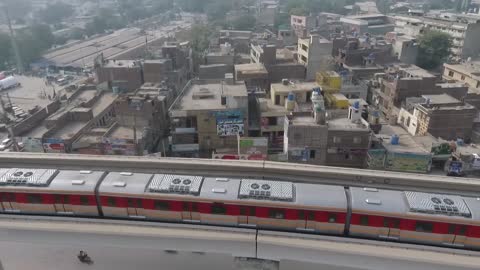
[[327, 117, 370, 131], [103, 60, 141, 68], [271, 81, 320, 94], [108, 125, 143, 140], [377, 125, 430, 154], [91, 93, 117, 116], [48, 121, 88, 140], [171, 80, 247, 112], [235, 63, 268, 74], [421, 94, 460, 105]]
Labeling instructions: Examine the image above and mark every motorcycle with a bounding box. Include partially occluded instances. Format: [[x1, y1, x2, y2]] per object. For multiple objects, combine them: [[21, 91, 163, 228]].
[[77, 252, 93, 265]]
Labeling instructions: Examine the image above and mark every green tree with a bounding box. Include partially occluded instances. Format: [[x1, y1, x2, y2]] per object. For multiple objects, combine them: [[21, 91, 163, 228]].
[[0, 33, 12, 70], [417, 30, 453, 70], [37, 2, 74, 24], [230, 15, 256, 30]]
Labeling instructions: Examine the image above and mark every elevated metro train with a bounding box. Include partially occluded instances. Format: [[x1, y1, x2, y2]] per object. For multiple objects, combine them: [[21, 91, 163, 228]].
[[0, 168, 479, 250]]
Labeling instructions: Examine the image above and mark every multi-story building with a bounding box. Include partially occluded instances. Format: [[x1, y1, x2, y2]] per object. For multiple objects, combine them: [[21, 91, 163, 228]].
[[284, 102, 371, 168], [169, 79, 248, 158], [234, 63, 269, 92], [291, 15, 317, 39], [370, 64, 468, 119], [94, 57, 143, 92], [443, 61, 480, 108], [340, 14, 395, 35], [249, 43, 305, 84], [384, 32, 419, 65], [397, 94, 477, 141], [297, 35, 333, 81], [394, 13, 480, 59], [256, 0, 278, 26]]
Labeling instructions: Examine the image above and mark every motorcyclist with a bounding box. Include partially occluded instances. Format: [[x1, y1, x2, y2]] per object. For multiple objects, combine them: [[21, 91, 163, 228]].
[[78, 251, 89, 261]]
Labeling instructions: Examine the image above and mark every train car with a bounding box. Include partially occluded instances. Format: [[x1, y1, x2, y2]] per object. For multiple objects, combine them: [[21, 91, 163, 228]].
[[0, 168, 105, 216], [97, 172, 348, 235], [349, 187, 480, 249]]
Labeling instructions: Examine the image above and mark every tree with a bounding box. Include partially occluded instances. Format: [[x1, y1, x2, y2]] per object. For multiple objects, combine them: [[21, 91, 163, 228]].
[[37, 2, 74, 24], [417, 30, 453, 70], [0, 33, 12, 70], [230, 15, 256, 30]]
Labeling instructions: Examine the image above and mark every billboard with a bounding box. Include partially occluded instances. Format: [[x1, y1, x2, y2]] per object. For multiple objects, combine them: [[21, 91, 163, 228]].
[[43, 138, 66, 153], [215, 110, 245, 137], [239, 137, 268, 160]]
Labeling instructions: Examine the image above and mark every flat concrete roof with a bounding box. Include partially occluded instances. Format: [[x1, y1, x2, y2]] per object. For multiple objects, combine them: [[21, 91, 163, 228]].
[[235, 63, 268, 74], [378, 125, 429, 154], [290, 115, 321, 127], [103, 60, 141, 68], [48, 121, 88, 140], [271, 82, 320, 94], [421, 94, 460, 105], [171, 80, 247, 112], [92, 93, 116, 116], [328, 117, 369, 131], [108, 125, 143, 140]]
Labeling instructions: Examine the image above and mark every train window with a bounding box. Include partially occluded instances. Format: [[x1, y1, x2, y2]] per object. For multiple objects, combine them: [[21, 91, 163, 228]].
[[308, 212, 315, 220], [107, 197, 116, 207], [328, 213, 337, 223], [415, 221, 433, 233], [240, 206, 253, 216], [183, 202, 189, 211], [127, 198, 142, 208], [268, 209, 285, 219], [26, 194, 42, 204], [154, 201, 170, 210], [79, 196, 89, 206], [211, 203, 226, 215], [191, 203, 198, 212], [458, 225, 467, 236], [55, 195, 64, 204], [383, 218, 400, 228], [448, 224, 456, 234], [360, 216, 369, 226], [298, 210, 305, 220], [64, 195, 70, 204]]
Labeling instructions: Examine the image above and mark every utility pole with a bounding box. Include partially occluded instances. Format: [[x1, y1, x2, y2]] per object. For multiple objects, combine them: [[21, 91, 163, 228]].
[[2, 3, 23, 73], [0, 95, 19, 151]]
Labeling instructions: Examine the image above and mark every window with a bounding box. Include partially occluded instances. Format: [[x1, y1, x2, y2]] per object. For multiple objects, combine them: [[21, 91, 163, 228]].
[[333, 136, 341, 144], [268, 117, 278, 126], [80, 196, 89, 206], [275, 95, 280, 105], [477, 81, 480, 88], [415, 221, 433, 233], [360, 216, 369, 226], [154, 201, 170, 210], [128, 198, 142, 208], [461, 75, 466, 81], [310, 150, 316, 159], [26, 194, 42, 204], [301, 55, 307, 62], [383, 218, 400, 228], [107, 197, 116, 207], [55, 195, 64, 204], [240, 206, 255, 216], [353, 137, 362, 144], [328, 213, 337, 223], [449, 224, 467, 235], [308, 212, 315, 220], [298, 210, 305, 220], [211, 203, 227, 215], [268, 209, 285, 219], [0, 193, 14, 202]]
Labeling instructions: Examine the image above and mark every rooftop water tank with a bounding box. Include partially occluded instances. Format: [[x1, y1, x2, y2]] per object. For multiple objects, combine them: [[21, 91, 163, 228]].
[[391, 134, 400, 145]]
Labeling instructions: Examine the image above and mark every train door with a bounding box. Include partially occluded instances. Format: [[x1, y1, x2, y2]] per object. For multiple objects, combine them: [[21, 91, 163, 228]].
[[383, 217, 401, 239], [182, 202, 199, 221], [450, 224, 468, 246], [239, 206, 249, 225], [1, 193, 15, 211], [54, 194, 66, 213], [296, 210, 307, 229], [127, 198, 142, 217], [305, 211, 316, 231]]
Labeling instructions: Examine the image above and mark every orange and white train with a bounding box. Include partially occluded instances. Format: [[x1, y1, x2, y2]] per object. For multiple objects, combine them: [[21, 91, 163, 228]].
[[0, 168, 479, 250]]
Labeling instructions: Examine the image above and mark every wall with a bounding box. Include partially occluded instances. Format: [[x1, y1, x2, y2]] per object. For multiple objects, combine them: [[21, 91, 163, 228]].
[[384, 151, 431, 173], [13, 100, 60, 135], [326, 128, 371, 168], [267, 64, 306, 82], [199, 64, 230, 80]]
